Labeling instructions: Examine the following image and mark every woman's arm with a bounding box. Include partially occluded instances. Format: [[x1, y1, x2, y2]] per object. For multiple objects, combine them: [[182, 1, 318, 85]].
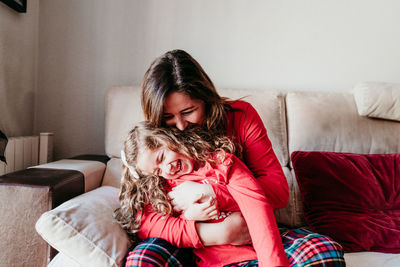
[[226, 101, 289, 209], [138, 204, 251, 248], [225, 154, 289, 266], [196, 211, 251, 246]]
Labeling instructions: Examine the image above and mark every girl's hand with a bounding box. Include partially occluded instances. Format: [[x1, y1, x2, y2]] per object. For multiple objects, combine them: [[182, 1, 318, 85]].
[[168, 181, 216, 212], [183, 196, 219, 221]]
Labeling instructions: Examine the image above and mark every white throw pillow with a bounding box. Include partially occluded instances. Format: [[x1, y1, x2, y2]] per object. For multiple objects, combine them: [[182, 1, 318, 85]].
[[354, 82, 400, 121], [35, 186, 132, 267]]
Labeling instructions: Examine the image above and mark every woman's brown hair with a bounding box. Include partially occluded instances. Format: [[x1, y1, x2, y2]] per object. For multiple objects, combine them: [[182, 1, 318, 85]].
[[141, 49, 231, 135]]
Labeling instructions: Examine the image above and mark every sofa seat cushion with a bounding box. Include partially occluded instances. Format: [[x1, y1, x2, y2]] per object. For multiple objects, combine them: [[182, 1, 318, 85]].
[[344, 251, 400, 267], [291, 151, 400, 253], [35, 186, 131, 267]]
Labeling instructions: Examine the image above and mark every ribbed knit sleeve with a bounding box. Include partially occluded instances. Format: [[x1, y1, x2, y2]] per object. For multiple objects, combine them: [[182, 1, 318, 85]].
[[222, 101, 289, 209], [137, 205, 203, 248]]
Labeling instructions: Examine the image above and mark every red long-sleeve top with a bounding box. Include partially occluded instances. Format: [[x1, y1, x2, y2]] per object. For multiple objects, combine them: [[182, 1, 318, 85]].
[[137, 100, 289, 263]]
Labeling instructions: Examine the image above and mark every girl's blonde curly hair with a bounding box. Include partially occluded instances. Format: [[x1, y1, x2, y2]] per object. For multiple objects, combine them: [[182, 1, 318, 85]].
[[114, 121, 238, 241]]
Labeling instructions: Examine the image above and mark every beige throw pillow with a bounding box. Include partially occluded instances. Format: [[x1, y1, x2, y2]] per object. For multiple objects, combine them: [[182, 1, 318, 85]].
[[35, 186, 131, 267], [354, 82, 400, 121]]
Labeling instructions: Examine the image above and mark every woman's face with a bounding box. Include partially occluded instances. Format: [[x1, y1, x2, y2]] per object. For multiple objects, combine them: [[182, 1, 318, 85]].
[[136, 147, 195, 180], [163, 91, 205, 131]]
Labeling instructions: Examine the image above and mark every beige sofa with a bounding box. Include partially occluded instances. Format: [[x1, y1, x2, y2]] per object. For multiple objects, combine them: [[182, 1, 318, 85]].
[[1, 84, 399, 266]]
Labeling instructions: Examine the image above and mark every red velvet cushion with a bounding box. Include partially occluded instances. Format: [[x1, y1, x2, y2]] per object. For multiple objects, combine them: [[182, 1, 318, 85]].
[[291, 151, 400, 253]]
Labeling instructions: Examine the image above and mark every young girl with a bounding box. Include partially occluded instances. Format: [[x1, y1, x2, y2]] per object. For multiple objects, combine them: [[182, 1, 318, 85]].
[[115, 121, 289, 267]]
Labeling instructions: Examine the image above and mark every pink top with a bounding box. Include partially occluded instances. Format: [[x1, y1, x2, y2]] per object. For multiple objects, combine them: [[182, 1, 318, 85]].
[[137, 100, 289, 264]]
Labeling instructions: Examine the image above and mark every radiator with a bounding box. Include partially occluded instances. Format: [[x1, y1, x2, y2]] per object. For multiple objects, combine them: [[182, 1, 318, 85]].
[[0, 133, 54, 175]]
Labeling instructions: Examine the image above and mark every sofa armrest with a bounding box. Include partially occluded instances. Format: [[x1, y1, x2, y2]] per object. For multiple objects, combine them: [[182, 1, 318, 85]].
[[31, 154, 109, 192], [0, 168, 85, 267]]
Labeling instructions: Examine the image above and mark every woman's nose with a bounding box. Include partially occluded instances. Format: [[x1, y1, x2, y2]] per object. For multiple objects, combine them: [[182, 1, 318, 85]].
[[175, 117, 187, 131]]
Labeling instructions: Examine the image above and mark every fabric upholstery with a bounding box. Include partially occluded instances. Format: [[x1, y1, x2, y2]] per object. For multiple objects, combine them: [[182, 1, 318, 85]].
[[102, 157, 123, 188], [104, 86, 288, 166], [0, 185, 50, 267], [354, 81, 400, 121], [286, 91, 400, 156], [218, 88, 288, 166], [104, 86, 145, 159], [273, 167, 304, 227], [35, 186, 132, 267], [48, 252, 80, 267], [344, 251, 400, 267], [0, 168, 85, 267], [70, 154, 110, 165], [292, 151, 400, 253]]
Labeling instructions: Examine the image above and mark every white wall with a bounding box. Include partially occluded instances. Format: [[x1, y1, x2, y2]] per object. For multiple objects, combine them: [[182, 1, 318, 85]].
[[0, 0, 39, 137], [36, 0, 400, 159]]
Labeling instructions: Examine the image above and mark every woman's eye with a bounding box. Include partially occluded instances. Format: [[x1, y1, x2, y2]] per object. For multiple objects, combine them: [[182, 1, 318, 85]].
[[163, 116, 173, 121], [182, 110, 193, 115]]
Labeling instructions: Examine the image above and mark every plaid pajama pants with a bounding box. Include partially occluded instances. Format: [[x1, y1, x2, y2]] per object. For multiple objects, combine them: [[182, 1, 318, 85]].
[[125, 227, 345, 267]]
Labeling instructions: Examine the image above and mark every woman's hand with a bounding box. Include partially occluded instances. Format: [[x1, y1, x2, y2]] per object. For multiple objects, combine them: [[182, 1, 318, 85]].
[[195, 211, 251, 246], [222, 211, 251, 245], [168, 181, 216, 212], [183, 195, 219, 221]]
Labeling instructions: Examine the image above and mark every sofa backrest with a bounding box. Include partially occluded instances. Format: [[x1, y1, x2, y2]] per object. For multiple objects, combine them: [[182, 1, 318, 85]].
[[283, 91, 400, 226], [102, 86, 400, 227], [286, 91, 400, 156]]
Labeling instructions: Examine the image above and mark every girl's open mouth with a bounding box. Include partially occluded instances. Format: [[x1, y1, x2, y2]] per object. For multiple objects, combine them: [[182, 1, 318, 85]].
[[175, 160, 182, 174]]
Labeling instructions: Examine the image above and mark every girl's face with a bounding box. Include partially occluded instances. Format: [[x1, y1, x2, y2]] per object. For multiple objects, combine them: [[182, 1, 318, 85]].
[[163, 91, 205, 131], [136, 146, 195, 180]]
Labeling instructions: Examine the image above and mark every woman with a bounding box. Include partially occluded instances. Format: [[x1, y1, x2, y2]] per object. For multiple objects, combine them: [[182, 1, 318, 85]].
[[125, 49, 344, 266]]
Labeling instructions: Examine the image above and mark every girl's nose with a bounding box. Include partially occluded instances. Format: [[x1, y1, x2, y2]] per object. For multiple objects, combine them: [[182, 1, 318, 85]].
[[166, 163, 172, 173]]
